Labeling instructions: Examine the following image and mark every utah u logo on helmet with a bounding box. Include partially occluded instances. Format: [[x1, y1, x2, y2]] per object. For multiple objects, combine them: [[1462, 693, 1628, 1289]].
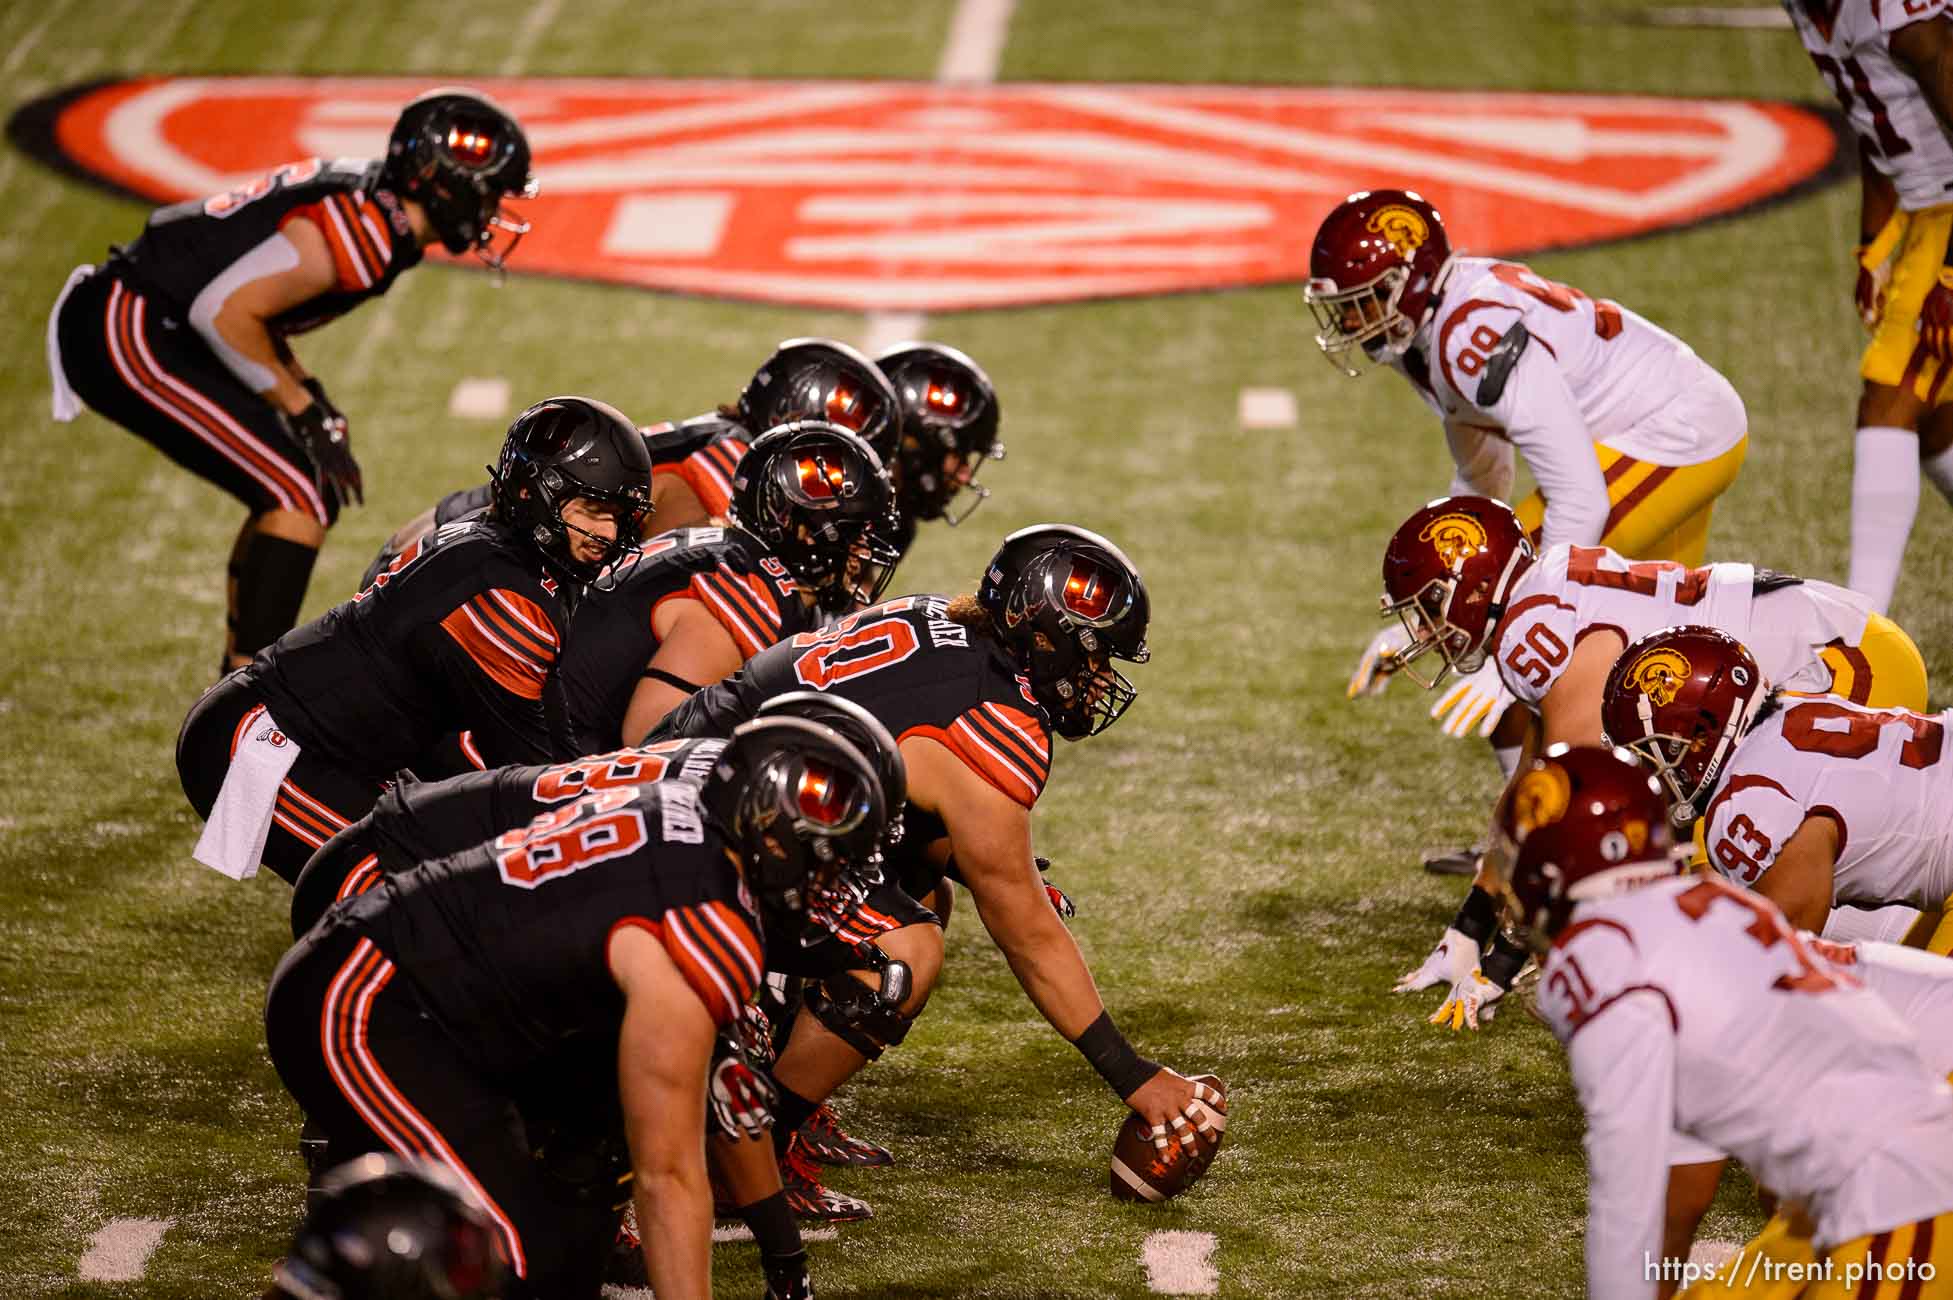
[[1625, 647, 1694, 709], [1417, 512, 1490, 572], [1365, 204, 1430, 259]]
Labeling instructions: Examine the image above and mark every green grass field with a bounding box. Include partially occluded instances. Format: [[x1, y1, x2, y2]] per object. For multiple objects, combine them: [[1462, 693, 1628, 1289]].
[[4, 1, 1951, 1296]]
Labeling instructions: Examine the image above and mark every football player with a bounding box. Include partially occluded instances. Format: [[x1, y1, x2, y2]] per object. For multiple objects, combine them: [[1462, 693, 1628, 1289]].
[[1506, 746, 1953, 1300], [651, 524, 1216, 1217], [874, 341, 1005, 556], [1785, 1, 1953, 614], [176, 397, 650, 885], [266, 717, 887, 1300], [265, 1154, 506, 1300], [362, 338, 902, 583], [1312, 188, 1751, 766], [47, 89, 535, 674], [1601, 624, 1953, 950], [559, 421, 900, 754], [1379, 495, 1929, 1027]]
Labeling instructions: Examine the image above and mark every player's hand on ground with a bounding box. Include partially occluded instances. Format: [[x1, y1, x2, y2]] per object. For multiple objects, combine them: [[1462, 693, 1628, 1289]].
[[288, 398, 363, 509], [1348, 624, 1411, 698], [708, 1028, 777, 1142], [1124, 1067, 1211, 1154], [1428, 967, 1504, 1031], [1394, 926, 1482, 994], [1923, 269, 1953, 361], [1428, 661, 1514, 739]]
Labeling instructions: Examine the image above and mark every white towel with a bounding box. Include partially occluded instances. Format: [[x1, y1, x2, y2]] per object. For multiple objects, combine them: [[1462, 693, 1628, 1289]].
[[47, 264, 94, 422], [193, 706, 301, 881]]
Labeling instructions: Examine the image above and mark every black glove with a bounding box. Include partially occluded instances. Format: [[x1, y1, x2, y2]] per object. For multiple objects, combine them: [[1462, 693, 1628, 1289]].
[[763, 1249, 814, 1300], [287, 394, 363, 510]]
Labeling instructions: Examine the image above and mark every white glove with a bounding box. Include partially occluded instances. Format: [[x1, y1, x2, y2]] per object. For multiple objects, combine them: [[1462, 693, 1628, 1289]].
[[708, 1033, 777, 1142], [1428, 968, 1505, 1031], [1393, 926, 1483, 994], [1348, 624, 1412, 699], [1428, 660, 1515, 738]]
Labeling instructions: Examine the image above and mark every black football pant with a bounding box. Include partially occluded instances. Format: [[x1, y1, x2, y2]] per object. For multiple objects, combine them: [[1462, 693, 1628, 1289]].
[[266, 922, 619, 1299], [289, 817, 385, 939], [177, 671, 385, 884]]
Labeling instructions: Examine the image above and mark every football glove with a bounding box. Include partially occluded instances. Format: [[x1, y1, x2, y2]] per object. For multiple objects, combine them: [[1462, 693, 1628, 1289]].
[[1393, 926, 1483, 995], [1348, 624, 1411, 698], [1035, 856, 1076, 919], [1428, 660, 1514, 739], [708, 1027, 778, 1142], [287, 398, 363, 510], [1428, 967, 1504, 1031], [1923, 267, 1953, 361]]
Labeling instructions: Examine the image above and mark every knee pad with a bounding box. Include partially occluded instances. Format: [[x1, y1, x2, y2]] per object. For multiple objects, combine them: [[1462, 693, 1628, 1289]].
[[804, 969, 914, 1061]]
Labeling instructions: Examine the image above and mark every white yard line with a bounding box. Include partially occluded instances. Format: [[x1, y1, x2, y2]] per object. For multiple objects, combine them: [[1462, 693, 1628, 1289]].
[[447, 377, 513, 420], [1237, 387, 1298, 430], [857, 0, 1016, 353], [710, 1224, 839, 1244], [1142, 1229, 1218, 1296], [0, 0, 79, 80], [498, 0, 567, 77], [77, 1217, 173, 1282]]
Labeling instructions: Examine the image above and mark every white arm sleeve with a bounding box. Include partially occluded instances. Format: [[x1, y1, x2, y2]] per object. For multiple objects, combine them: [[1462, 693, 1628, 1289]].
[[1444, 418, 1516, 501], [187, 231, 301, 395], [1488, 347, 1610, 548], [1569, 990, 1677, 1300]]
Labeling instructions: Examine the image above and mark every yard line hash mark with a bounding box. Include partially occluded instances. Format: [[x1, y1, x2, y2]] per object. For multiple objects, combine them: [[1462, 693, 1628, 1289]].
[[1143, 1229, 1219, 1295], [78, 1217, 173, 1282]]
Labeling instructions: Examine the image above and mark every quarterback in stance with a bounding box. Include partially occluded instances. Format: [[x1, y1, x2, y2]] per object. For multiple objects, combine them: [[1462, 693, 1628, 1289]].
[[1786, 0, 1953, 613], [1311, 188, 1749, 754], [1506, 746, 1953, 1299], [48, 89, 536, 672]]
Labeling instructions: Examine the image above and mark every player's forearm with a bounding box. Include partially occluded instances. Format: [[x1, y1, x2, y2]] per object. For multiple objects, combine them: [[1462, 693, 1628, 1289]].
[[973, 879, 1105, 1037], [635, 1166, 713, 1300], [1859, 146, 1900, 243], [207, 305, 310, 413]]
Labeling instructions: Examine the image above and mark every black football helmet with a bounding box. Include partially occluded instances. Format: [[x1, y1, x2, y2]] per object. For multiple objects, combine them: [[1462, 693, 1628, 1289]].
[[383, 88, 537, 268], [270, 1154, 505, 1300], [729, 421, 903, 613], [876, 342, 1003, 526], [490, 397, 653, 587], [699, 716, 888, 923], [978, 525, 1150, 740], [737, 339, 902, 462]]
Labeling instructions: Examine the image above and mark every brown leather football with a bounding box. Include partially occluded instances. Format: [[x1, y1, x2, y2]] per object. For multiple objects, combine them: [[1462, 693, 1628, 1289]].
[[1108, 1074, 1227, 1202]]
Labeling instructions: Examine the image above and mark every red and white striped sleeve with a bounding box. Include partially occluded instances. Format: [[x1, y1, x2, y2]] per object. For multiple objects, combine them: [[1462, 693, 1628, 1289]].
[[440, 587, 562, 701], [941, 701, 1052, 808]]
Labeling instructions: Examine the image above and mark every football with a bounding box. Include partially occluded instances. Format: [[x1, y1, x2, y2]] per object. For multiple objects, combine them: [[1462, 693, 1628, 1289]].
[[1108, 1074, 1228, 1203]]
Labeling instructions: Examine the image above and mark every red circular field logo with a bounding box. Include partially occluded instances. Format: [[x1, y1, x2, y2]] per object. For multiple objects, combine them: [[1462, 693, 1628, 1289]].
[[12, 77, 1838, 311]]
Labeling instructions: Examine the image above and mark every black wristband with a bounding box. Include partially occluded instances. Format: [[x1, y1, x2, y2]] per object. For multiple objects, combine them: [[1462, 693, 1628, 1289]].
[[1072, 1010, 1160, 1100], [1451, 884, 1500, 946], [1481, 930, 1530, 990]]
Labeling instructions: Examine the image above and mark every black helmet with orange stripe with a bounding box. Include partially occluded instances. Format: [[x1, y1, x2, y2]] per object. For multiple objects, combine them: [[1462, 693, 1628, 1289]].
[[728, 421, 902, 613], [490, 396, 653, 588], [979, 524, 1151, 740], [270, 1154, 506, 1300], [737, 339, 902, 462], [384, 88, 537, 268]]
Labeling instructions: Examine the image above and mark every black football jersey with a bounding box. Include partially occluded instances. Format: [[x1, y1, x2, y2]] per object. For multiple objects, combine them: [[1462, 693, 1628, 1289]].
[[111, 157, 421, 333], [363, 737, 727, 873], [658, 594, 1054, 809], [250, 518, 574, 776], [560, 527, 812, 752], [342, 782, 764, 1074], [643, 414, 752, 518]]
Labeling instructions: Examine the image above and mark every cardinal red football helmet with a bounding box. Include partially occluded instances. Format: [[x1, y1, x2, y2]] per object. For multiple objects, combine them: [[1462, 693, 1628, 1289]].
[[1599, 626, 1767, 828], [1502, 745, 1681, 945], [1379, 495, 1535, 689], [1305, 189, 1453, 375]]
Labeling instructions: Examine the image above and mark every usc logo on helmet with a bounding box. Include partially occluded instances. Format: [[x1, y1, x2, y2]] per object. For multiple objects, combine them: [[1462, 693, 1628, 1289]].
[[1417, 512, 1489, 570], [1510, 763, 1572, 840], [1624, 647, 1693, 708], [1365, 204, 1430, 259]]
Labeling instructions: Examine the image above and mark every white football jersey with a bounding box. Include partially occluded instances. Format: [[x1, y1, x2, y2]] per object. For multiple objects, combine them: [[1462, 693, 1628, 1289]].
[[1490, 545, 1876, 709], [1786, 0, 1953, 211], [1389, 256, 1746, 548], [1539, 875, 1953, 1294], [1703, 697, 1953, 911]]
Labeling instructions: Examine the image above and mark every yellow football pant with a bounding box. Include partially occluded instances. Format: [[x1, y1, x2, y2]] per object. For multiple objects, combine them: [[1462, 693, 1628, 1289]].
[[1863, 204, 1953, 405], [1802, 1212, 1953, 1297], [1808, 612, 1931, 713], [1515, 437, 1748, 567]]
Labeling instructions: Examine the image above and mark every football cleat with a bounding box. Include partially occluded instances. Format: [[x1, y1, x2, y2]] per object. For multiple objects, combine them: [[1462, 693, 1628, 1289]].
[[798, 1102, 894, 1168], [780, 1135, 874, 1222]]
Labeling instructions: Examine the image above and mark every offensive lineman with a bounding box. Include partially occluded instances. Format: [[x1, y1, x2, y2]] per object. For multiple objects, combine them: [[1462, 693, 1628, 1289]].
[[1310, 188, 1750, 758], [1784, 0, 1953, 613], [48, 89, 536, 672], [1506, 746, 1953, 1299], [1377, 495, 1929, 1027]]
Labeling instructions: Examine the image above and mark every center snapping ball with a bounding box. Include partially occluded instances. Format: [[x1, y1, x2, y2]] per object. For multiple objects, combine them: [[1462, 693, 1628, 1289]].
[[1109, 1074, 1227, 1202]]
